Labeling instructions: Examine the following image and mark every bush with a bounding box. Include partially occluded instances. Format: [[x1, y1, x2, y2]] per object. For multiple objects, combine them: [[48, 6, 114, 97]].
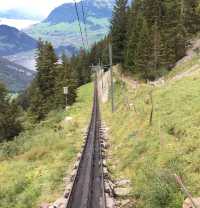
[[0, 83, 22, 142], [134, 167, 184, 208]]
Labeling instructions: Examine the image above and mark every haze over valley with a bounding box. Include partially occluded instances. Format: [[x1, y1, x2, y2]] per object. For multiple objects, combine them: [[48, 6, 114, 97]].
[[0, 0, 114, 91]]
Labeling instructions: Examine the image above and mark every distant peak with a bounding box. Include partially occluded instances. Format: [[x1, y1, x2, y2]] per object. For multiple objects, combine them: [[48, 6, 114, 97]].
[[44, 0, 114, 25], [0, 24, 18, 32], [89, 0, 115, 8]]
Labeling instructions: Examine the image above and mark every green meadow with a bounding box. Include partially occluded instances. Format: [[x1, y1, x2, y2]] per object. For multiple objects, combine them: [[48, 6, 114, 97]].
[[102, 59, 200, 207], [0, 83, 93, 208]]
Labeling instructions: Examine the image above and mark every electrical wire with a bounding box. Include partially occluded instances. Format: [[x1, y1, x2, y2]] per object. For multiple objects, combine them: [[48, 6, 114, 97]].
[[84, 0, 91, 21], [73, 0, 86, 50], [80, 0, 89, 49]]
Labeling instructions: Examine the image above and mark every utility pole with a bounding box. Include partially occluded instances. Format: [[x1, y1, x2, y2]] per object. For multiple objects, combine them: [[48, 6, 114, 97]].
[[98, 59, 103, 90], [109, 42, 114, 113], [100, 61, 104, 90]]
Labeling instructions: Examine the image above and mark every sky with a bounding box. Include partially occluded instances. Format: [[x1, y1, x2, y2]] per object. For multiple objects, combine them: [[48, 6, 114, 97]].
[[0, 0, 80, 18]]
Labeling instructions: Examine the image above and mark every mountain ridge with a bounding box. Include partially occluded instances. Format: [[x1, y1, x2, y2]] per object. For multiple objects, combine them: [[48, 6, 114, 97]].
[[44, 0, 114, 25], [25, 0, 113, 51], [0, 57, 35, 92], [0, 25, 37, 56]]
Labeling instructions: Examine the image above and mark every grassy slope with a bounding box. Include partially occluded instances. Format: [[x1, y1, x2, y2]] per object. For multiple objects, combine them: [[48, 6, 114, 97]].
[[26, 18, 109, 48], [0, 83, 93, 208], [102, 59, 200, 207], [1, 54, 200, 208]]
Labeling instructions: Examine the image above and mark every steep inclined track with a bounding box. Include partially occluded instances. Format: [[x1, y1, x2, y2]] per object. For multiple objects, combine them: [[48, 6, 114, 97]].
[[66, 81, 106, 208]]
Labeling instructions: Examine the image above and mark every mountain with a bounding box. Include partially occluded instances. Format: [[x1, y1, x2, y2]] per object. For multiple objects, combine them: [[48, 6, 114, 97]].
[[5, 50, 37, 71], [25, 0, 114, 52], [0, 25, 37, 56], [0, 57, 35, 92], [44, 0, 114, 24]]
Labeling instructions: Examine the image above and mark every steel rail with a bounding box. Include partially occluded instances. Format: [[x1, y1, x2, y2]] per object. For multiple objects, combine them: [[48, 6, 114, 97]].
[[65, 79, 106, 208]]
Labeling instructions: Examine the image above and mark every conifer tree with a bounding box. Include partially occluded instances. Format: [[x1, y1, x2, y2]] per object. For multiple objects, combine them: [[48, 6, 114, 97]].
[[111, 0, 128, 64], [182, 0, 200, 34], [0, 83, 22, 141], [135, 19, 154, 80], [61, 54, 77, 105], [29, 40, 58, 120], [124, 11, 143, 72], [122, 0, 200, 79]]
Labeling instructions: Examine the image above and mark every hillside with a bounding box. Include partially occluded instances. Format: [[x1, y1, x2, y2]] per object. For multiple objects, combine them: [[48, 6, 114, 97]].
[[44, 0, 113, 24], [0, 25, 37, 56], [100, 51, 200, 207], [0, 83, 93, 208], [1, 0, 200, 207], [25, 0, 114, 52], [1, 46, 200, 207], [0, 57, 35, 92]]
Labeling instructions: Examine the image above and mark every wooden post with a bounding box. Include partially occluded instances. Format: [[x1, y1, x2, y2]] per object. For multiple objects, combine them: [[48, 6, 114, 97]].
[[109, 42, 114, 113], [149, 89, 154, 126], [174, 174, 199, 208]]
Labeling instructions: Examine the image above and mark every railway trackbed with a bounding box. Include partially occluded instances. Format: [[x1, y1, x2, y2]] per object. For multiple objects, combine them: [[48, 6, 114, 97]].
[[65, 80, 106, 208]]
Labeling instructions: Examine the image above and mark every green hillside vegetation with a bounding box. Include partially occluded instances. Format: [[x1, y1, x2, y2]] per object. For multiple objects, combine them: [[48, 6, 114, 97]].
[[0, 83, 93, 208], [25, 18, 109, 49], [0, 83, 22, 141], [102, 59, 200, 207], [1, 1, 200, 208], [166, 52, 200, 79], [19, 40, 92, 121], [110, 0, 200, 80]]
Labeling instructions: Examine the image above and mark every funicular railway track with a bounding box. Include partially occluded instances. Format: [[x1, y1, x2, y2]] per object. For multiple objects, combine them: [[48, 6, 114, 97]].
[[66, 79, 106, 208]]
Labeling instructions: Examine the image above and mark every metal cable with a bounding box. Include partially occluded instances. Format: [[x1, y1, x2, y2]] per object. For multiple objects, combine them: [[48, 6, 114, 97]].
[[73, 0, 86, 50], [80, 0, 89, 48]]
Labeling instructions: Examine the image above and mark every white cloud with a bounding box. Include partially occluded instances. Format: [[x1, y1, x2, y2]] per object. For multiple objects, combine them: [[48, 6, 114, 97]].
[[0, 0, 80, 17]]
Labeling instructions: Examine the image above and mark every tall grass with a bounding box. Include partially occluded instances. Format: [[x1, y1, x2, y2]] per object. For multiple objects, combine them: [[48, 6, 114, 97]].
[[0, 83, 93, 208], [102, 70, 200, 207]]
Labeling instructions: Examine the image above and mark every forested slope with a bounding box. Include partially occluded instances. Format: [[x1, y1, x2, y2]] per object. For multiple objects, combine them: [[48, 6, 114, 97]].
[[110, 0, 200, 80]]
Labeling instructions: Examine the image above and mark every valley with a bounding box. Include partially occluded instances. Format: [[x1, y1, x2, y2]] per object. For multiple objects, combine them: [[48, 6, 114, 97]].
[[25, 0, 113, 50], [0, 57, 35, 92], [0, 0, 114, 91]]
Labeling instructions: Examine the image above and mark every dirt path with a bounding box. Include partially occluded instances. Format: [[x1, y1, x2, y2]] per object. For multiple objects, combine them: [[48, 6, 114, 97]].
[[171, 63, 200, 82], [115, 39, 200, 89], [117, 58, 200, 89]]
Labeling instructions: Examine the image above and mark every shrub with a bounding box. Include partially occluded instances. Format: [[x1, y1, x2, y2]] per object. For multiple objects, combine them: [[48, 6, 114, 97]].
[[0, 83, 22, 142]]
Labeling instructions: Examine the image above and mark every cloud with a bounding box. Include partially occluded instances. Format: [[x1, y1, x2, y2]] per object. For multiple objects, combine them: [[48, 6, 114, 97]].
[[0, 0, 80, 17]]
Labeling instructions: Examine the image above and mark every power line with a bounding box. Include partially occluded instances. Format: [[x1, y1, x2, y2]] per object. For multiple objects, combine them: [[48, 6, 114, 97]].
[[80, 0, 89, 48], [83, 0, 90, 22], [73, 0, 86, 50]]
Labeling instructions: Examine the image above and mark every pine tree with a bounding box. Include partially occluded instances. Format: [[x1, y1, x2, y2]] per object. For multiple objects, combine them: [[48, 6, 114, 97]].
[[135, 19, 154, 80], [29, 40, 58, 120], [182, 0, 200, 34], [61, 54, 77, 105], [36, 41, 58, 103], [124, 10, 143, 72], [0, 83, 22, 141], [111, 0, 128, 64], [175, 1, 187, 60], [121, 0, 200, 78]]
